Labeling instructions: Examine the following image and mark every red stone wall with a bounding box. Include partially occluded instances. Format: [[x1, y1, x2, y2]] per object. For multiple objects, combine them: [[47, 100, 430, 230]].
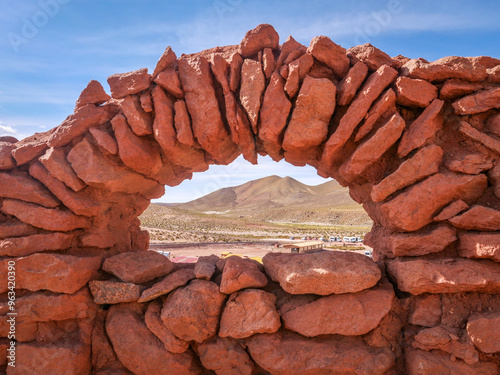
[[0, 24, 499, 373]]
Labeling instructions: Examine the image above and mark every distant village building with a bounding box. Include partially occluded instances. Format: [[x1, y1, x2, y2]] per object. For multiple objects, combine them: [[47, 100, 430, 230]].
[[283, 241, 324, 254]]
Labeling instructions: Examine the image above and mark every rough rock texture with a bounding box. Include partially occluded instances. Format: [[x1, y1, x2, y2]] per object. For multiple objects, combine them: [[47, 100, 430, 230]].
[[106, 304, 200, 375], [246, 331, 395, 375], [103, 251, 174, 284], [467, 312, 500, 353], [219, 256, 268, 294], [197, 337, 254, 375], [2, 24, 500, 374], [219, 289, 281, 338], [161, 280, 226, 343], [388, 258, 500, 294], [263, 251, 381, 295], [282, 282, 394, 336]]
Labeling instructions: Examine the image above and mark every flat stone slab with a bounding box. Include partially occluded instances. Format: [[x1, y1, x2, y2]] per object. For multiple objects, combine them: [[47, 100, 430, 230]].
[[89, 280, 144, 304], [388, 258, 500, 295], [263, 251, 381, 295]]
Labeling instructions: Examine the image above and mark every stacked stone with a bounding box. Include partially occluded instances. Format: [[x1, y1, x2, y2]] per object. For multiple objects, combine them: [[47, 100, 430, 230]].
[[0, 23, 499, 373]]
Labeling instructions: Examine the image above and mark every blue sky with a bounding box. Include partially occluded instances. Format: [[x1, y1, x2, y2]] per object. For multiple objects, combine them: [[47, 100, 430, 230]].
[[1, 0, 499, 202]]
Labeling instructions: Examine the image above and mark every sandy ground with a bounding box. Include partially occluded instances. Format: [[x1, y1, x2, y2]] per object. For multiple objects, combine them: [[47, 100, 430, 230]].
[[150, 240, 372, 260]]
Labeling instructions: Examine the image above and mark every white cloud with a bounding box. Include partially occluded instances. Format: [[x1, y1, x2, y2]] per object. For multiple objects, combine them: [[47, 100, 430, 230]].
[[0, 123, 18, 136]]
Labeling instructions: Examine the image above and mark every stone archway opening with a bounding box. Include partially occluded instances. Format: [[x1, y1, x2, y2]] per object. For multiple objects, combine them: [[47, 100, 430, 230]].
[[1, 23, 500, 374]]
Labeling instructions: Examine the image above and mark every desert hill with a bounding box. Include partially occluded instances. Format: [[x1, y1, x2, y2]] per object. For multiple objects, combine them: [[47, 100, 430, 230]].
[[172, 176, 371, 225]]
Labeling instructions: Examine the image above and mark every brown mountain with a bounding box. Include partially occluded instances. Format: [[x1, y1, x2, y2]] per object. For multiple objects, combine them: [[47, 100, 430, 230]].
[[174, 176, 371, 225]]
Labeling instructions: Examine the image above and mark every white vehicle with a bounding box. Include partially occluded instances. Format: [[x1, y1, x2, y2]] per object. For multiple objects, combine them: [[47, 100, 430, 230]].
[[364, 250, 373, 258], [356, 237, 363, 243]]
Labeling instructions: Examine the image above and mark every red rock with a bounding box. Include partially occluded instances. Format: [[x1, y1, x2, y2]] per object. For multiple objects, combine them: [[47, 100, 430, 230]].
[[487, 65, 500, 82], [458, 120, 500, 155], [378, 173, 487, 232], [39, 147, 86, 191], [284, 53, 314, 98], [68, 137, 164, 198], [11, 138, 48, 166], [307, 35, 349, 77], [434, 199, 469, 221], [388, 258, 500, 294], [120, 94, 153, 135], [406, 348, 497, 375], [239, 59, 266, 133], [173, 100, 195, 146], [458, 232, 500, 262], [0, 136, 17, 143], [282, 76, 336, 151], [445, 152, 493, 174], [103, 251, 174, 284], [89, 280, 143, 304], [145, 299, 189, 353], [91, 310, 127, 373], [106, 304, 200, 375], [29, 162, 100, 217], [355, 88, 396, 142], [151, 85, 206, 170], [161, 279, 226, 343], [15, 253, 101, 293], [17, 288, 94, 322], [490, 163, 500, 200], [154, 69, 183, 98], [322, 65, 398, 164], [75, 80, 110, 110], [140, 90, 153, 112], [0, 171, 59, 208], [9, 340, 91, 375], [1, 199, 90, 231], [487, 112, 500, 137], [139, 268, 196, 303], [88, 126, 118, 155], [229, 52, 243, 92], [152, 46, 177, 78], [449, 205, 500, 231], [401, 56, 488, 82], [337, 62, 368, 106], [107, 68, 151, 99], [194, 259, 216, 281], [439, 79, 483, 99], [239, 24, 279, 58], [197, 337, 255, 375], [339, 112, 405, 181], [0, 316, 37, 342], [372, 145, 443, 202], [262, 47, 275, 79], [282, 282, 393, 336], [374, 224, 457, 258], [220, 256, 268, 294], [397, 98, 444, 157], [275, 35, 306, 71], [395, 76, 438, 108], [246, 331, 395, 375], [178, 55, 238, 164], [219, 289, 280, 339], [111, 113, 163, 177], [412, 326, 479, 365], [408, 294, 442, 327], [467, 312, 500, 353], [347, 44, 399, 71], [453, 87, 500, 114], [0, 142, 15, 169], [258, 71, 292, 159], [48, 103, 118, 148], [0, 232, 75, 257], [0, 219, 36, 239], [263, 251, 381, 295]]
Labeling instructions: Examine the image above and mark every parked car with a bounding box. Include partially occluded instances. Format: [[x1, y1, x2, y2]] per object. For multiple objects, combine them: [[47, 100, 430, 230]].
[[364, 250, 373, 258]]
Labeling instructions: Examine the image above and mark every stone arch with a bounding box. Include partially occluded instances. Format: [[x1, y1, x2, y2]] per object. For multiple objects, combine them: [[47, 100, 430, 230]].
[[1, 24, 500, 373]]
